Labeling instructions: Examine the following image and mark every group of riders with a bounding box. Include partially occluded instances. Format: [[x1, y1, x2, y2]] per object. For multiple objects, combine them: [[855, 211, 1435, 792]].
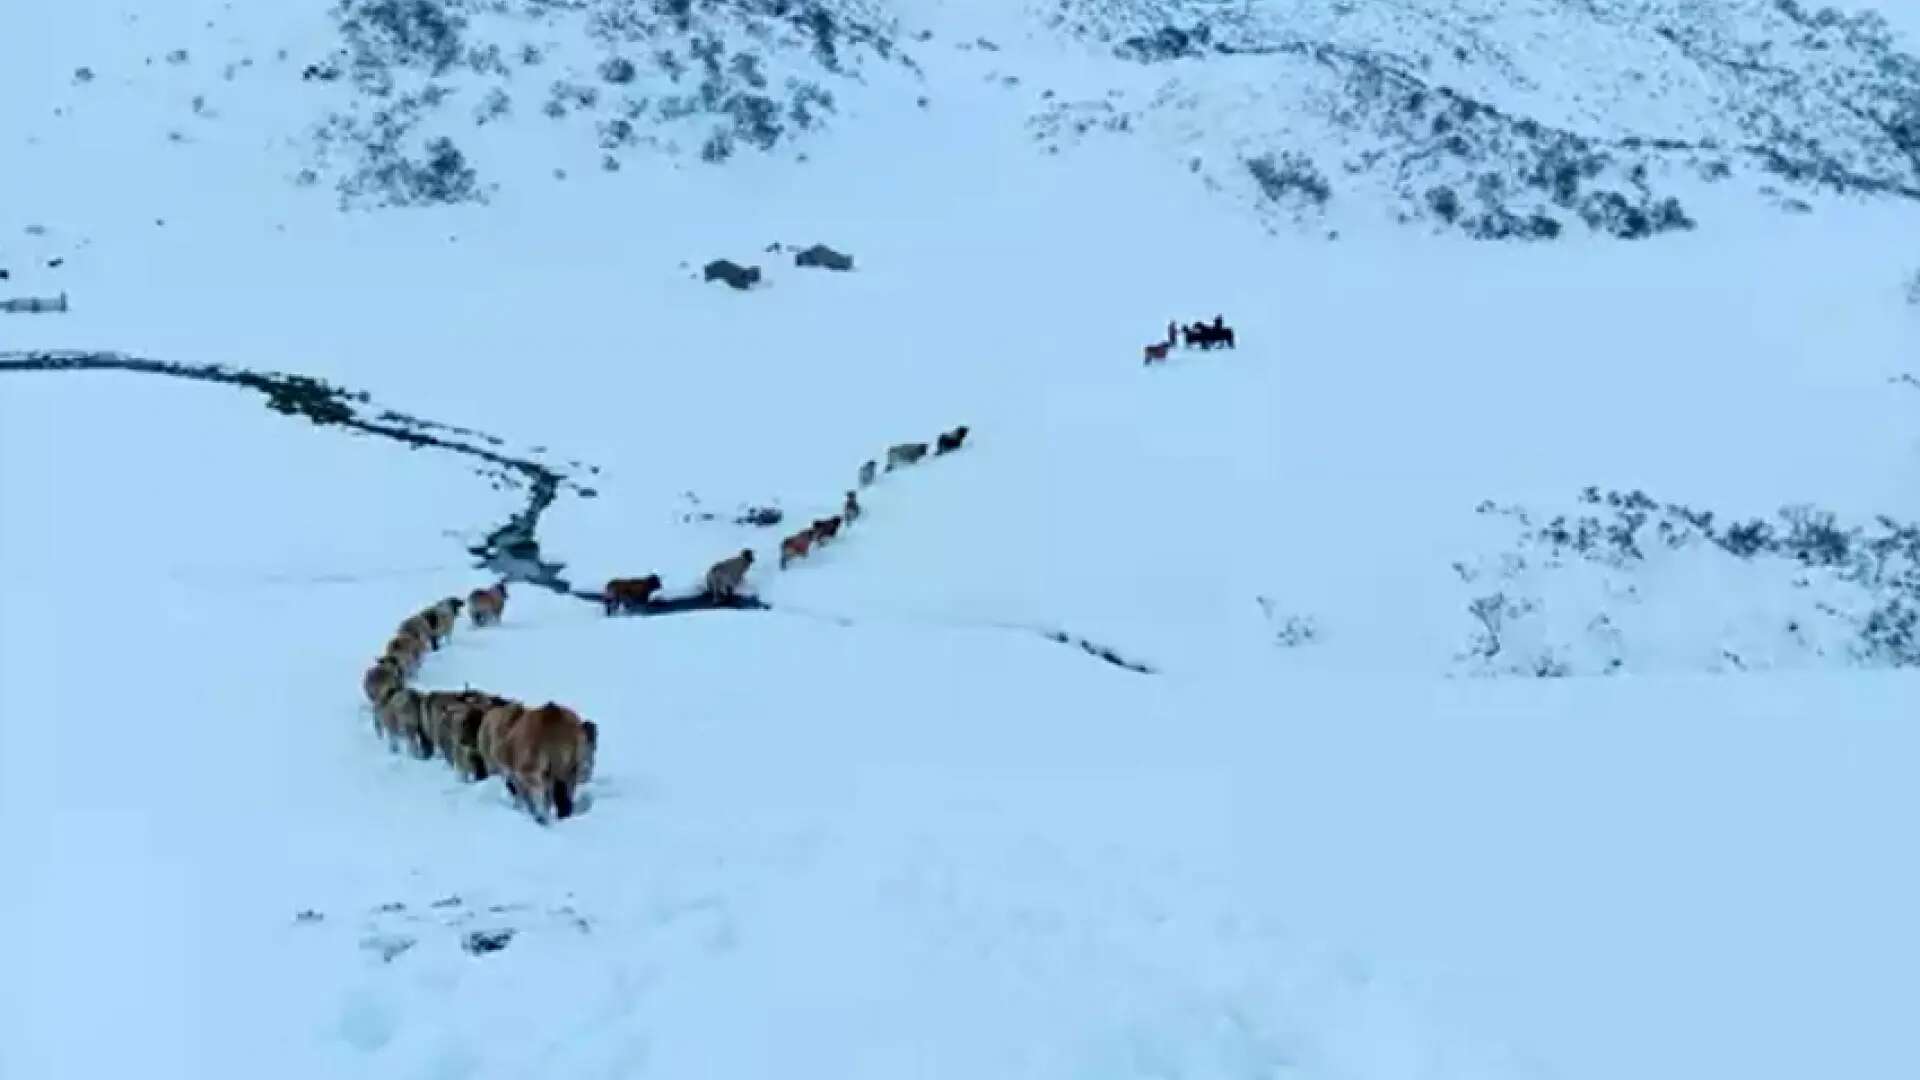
[[1145, 315, 1237, 364], [1171, 316, 1236, 350]]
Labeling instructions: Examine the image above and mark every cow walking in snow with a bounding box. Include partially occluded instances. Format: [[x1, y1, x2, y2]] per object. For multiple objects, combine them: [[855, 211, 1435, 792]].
[[780, 529, 814, 569], [603, 574, 663, 615], [468, 582, 508, 628], [706, 549, 755, 599], [886, 442, 929, 470], [484, 702, 598, 823]]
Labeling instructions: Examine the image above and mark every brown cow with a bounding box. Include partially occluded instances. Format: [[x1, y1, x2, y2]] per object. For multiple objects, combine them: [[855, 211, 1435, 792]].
[[424, 690, 504, 780], [603, 574, 664, 615], [490, 702, 598, 822], [384, 632, 426, 678], [478, 700, 528, 776], [420, 690, 461, 742], [780, 530, 813, 569], [1143, 342, 1170, 365], [376, 687, 430, 756], [421, 597, 464, 647], [468, 582, 508, 628], [810, 515, 842, 544], [399, 613, 437, 651], [364, 657, 405, 707]]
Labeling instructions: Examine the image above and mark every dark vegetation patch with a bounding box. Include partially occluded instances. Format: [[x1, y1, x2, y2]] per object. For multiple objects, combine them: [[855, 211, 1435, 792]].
[[1041, 0, 1920, 238], [296, 0, 918, 207], [1459, 486, 1920, 675], [1256, 596, 1321, 648], [461, 928, 516, 955], [1038, 630, 1156, 675]]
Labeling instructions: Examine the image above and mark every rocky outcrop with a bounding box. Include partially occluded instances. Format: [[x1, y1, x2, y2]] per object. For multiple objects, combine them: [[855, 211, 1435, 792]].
[[703, 259, 762, 290], [794, 243, 854, 271]]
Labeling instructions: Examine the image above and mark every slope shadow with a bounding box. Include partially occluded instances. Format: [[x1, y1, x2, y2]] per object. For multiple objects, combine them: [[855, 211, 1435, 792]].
[[579, 590, 771, 616], [1037, 630, 1158, 675]]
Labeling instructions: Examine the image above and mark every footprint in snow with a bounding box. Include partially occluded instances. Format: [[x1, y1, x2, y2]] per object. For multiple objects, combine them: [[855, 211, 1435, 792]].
[[335, 991, 399, 1053]]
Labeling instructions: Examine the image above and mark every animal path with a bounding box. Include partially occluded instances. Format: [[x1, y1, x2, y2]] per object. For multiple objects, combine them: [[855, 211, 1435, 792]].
[[366, 590, 607, 825], [588, 425, 1159, 673]]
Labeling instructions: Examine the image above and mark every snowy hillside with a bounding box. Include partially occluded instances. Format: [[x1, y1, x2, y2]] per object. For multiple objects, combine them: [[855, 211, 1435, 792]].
[[1039, 0, 1920, 236], [7, 0, 1920, 241], [5, 2, 1920, 1080]]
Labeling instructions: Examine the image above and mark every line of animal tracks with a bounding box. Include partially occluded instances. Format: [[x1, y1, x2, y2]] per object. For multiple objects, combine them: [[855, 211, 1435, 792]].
[[0, 349, 1155, 675]]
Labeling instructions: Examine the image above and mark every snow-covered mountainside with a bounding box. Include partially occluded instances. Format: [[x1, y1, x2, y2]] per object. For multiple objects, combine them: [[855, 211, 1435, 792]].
[[10, 0, 1920, 236], [1041, 0, 1920, 236], [4, 2, 1919, 1080]]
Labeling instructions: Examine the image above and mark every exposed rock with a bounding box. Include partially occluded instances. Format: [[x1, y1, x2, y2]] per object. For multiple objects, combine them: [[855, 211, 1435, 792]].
[[0, 293, 68, 314], [703, 259, 762, 290], [462, 929, 515, 956], [793, 243, 853, 271]]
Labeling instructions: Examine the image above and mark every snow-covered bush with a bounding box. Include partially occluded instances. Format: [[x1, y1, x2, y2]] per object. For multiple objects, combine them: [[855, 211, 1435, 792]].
[[1050, 0, 1920, 240], [1246, 152, 1331, 208], [1255, 596, 1321, 648], [302, 0, 910, 206], [334, 0, 467, 75], [1456, 489, 1920, 676], [599, 55, 637, 84]]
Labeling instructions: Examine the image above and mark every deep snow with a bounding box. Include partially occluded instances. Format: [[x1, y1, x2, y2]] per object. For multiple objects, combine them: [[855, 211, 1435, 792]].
[[5, 2, 1920, 1079]]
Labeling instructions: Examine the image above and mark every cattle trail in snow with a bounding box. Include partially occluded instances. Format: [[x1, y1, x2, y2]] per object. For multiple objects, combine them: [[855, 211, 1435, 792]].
[[3, 353, 1147, 679]]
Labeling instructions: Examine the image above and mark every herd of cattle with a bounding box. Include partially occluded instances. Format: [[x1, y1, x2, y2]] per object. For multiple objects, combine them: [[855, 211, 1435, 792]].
[[361, 584, 598, 824], [358, 423, 974, 824], [603, 424, 970, 609]]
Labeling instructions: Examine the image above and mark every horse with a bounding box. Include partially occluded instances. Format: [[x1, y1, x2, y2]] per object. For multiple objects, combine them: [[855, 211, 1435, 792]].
[[1183, 322, 1236, 350]]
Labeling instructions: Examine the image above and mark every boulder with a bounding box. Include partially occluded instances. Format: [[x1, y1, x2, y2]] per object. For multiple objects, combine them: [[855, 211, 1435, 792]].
[[0, 292, 68, 314], [702, 259, 762, 290], [793, 243, 854, 272]]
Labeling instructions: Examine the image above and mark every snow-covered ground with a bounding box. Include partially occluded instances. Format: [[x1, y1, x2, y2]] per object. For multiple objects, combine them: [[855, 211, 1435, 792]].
[[5, 2, 1920, 1079]]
